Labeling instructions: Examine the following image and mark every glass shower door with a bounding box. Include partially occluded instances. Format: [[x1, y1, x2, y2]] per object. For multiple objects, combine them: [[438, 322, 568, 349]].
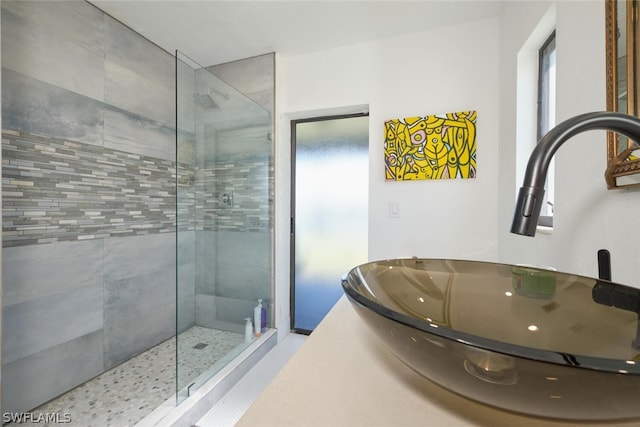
[[175, 51, 273, 403]]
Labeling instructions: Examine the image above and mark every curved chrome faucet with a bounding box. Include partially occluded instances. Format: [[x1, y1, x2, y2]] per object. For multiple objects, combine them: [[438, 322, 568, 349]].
[[511, 111, 640, 236]]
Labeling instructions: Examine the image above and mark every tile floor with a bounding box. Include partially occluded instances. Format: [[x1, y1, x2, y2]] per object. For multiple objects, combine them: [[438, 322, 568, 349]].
[[19, 326, 244, 427]]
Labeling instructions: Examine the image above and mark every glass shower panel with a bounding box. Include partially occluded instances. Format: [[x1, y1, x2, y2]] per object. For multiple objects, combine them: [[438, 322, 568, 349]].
[[175, 51, 273, 404]]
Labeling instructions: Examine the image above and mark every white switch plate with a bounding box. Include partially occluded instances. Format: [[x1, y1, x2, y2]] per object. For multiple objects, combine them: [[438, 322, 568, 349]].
[[388, 202, 400, 218]]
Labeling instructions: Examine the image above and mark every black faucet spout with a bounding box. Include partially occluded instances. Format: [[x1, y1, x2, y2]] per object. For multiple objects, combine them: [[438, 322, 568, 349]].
[[511, 112, 640, 236]]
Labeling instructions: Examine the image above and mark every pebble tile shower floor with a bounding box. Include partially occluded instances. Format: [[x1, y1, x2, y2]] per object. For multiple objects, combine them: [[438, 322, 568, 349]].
[[19, 326, 244, 427]]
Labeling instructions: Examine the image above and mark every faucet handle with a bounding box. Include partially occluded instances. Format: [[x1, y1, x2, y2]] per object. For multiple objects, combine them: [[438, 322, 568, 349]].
[[597, 249, 611, 281]]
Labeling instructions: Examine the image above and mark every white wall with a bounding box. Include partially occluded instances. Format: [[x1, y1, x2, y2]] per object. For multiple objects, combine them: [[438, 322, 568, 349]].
[[498, 0, 640, 288], [275, 0, 640, 337], [275, 17, 501, 332]]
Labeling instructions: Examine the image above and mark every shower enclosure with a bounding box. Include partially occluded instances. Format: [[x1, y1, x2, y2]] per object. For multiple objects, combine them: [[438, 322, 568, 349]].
[[1, 1, 273, 423], [175, 51, 274, 402]]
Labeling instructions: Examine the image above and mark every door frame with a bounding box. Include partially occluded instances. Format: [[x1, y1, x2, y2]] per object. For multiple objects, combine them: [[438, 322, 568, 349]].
[[289, 112, 369, 334]]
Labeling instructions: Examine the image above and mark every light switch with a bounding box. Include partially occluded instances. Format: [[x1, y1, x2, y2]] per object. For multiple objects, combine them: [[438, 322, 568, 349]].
[[388, 202, 400, 218]]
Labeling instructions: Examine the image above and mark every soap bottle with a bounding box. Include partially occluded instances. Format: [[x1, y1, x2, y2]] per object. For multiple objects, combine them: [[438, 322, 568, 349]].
[[244, 317, 253, 343], [254, 299, 263, 337], [260, 300, 267, 333]]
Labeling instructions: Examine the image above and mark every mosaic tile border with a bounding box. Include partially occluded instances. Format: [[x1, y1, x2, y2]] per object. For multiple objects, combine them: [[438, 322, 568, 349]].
[[196, 163, 274, 233], [2, 130, 178, 247], [2, 129, 273, 247]]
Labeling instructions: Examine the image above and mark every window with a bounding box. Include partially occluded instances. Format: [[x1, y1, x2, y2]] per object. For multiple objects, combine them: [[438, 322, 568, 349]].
[[537, 31, 556, 227]]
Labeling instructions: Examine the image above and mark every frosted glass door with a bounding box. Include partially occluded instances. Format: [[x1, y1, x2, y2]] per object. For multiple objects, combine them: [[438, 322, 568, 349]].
[[292, 115, 369, 332]]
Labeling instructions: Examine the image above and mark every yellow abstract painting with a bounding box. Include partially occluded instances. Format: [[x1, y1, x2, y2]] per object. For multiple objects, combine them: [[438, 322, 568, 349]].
[[384, 111, 477, 181]]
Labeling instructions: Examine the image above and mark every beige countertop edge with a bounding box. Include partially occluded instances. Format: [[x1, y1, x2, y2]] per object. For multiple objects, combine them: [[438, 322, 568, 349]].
[[236, 296, 639, 427]]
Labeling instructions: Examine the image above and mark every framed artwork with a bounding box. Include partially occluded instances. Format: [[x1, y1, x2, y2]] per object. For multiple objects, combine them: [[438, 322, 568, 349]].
[[384, 111, 477, 181]]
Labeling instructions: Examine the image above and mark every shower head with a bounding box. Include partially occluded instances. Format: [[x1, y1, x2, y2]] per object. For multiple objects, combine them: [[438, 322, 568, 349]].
[[193, 87, 230, 110], [193, 92, 220, 110], [208, 87, 230, 100]]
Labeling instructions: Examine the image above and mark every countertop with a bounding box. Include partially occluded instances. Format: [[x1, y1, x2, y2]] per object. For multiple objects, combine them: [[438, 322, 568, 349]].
[[236, 296, 640, 427]]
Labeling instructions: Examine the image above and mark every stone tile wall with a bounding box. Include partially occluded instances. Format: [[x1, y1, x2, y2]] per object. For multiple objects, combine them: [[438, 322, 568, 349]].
[[1, 1, 180, 413]]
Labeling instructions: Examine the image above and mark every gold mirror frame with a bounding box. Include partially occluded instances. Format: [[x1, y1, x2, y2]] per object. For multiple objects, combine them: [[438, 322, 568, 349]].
[[605, 0, 640, 188]]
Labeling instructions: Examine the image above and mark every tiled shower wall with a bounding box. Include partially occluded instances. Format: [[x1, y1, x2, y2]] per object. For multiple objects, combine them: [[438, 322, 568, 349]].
[[0, 1, 182, 413], [196, 57, 275, 330]]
